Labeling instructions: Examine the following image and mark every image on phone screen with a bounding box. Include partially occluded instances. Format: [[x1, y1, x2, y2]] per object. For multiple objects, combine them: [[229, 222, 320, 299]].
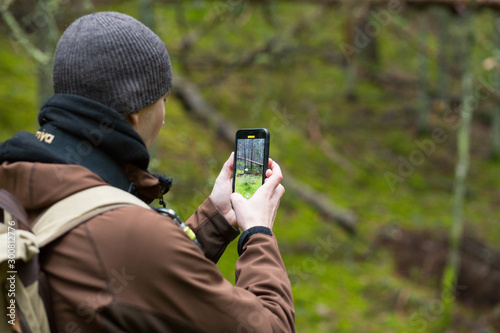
[[234, 137, 266, 199]]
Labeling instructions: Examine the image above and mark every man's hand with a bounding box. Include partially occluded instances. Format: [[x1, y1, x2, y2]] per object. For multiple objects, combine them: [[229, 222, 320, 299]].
[[230, 158, 285, 232], [209, 152, 237, 228]]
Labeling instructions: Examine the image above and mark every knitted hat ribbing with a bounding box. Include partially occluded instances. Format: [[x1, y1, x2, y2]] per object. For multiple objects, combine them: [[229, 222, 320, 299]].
[[53, 12, 172, 116]]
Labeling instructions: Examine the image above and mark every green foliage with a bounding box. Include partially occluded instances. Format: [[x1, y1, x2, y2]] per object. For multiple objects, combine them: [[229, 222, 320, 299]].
[[234, 171, 261, 197], [2, 2, 500, 332], [0, 36, 37, 142]]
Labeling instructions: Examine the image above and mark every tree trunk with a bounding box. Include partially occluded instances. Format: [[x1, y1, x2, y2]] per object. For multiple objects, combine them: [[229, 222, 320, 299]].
[[343, 1, 369, 101], [493, 102, 500, 159], [493, 12, 500, 159], [244, 139, 248, 170], [439, 8, 475, 329], [138, 0, 155, 31], [250, 139, 254, 171], [0, 0, 59, 108], [36, 0, 59, 107], [434, 5, 450, 106], [363, 4, 380, 71], [417, 11, 430, 134]]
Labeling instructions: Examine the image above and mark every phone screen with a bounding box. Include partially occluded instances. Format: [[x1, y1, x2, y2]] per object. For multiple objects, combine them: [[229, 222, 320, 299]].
[[233, 129, 269, 199]]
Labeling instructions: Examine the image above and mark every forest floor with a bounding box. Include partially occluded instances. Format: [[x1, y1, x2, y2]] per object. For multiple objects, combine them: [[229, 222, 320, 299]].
[[235, 170, 261, 197], [1, 2, 500, 332]]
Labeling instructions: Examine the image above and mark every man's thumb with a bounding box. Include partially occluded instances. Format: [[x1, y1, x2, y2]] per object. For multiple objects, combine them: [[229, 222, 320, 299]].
[[230, 192, 245, 209]]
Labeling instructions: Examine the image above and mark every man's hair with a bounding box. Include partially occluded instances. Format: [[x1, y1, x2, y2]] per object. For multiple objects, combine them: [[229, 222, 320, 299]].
[[53, 11, 172, 116]]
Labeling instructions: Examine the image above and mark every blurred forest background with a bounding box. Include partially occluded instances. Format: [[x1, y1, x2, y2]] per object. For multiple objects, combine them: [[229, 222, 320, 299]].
[[1, 0, 500, 332]]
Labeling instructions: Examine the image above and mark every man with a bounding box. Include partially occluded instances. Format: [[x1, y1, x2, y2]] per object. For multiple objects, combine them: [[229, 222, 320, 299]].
[[0, 12, 294, 333]]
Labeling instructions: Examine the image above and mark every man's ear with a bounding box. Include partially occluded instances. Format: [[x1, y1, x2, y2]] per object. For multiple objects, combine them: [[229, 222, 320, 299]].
[[125, 112, 140, 128]]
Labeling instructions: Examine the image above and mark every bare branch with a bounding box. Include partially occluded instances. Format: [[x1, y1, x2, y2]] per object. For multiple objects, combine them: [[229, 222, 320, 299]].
[[177, 4, 329, 86], [1, 0, 14, 11], [196, 0, 500, 10], [0, 3, 51, 65]]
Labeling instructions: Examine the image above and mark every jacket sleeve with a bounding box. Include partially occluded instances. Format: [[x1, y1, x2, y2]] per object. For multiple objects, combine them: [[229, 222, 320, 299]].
[[235, 233, 295, 332], [90, 206, 295, 333], [185, 197, 240, 263]]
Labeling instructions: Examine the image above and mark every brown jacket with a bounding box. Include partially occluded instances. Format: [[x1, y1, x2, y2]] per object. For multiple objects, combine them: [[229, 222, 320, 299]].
[[0, 161, 295, 332]]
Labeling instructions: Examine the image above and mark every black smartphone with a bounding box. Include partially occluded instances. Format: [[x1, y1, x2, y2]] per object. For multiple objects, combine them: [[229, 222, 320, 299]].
[[232, 128, 270, 199]]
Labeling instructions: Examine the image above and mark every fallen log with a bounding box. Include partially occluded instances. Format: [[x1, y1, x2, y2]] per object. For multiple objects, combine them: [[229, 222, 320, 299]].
[[172, 76, 358, 235], [236, 157, 264, 167]]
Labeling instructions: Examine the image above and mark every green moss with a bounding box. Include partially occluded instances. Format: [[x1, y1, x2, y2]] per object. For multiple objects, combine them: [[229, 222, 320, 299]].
[[1, 2, 499, 332]]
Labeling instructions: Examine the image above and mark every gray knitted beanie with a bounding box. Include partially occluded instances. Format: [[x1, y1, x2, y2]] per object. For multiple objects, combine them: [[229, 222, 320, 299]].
[[53, 12, 172, 116]]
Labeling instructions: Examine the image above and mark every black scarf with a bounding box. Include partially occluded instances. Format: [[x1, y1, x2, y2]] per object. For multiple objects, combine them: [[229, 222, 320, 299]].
[[0, 94, 172, 194]]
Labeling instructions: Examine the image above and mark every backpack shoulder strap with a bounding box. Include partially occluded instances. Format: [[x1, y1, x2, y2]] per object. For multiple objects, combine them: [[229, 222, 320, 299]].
[[33, 185, 151, 247], [0, 189, 38, 264], [0, 186, 149, 333]]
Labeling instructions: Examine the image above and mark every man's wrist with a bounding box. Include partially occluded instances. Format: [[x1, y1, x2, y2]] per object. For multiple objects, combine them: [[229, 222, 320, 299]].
[[237, 226, 273, 256]]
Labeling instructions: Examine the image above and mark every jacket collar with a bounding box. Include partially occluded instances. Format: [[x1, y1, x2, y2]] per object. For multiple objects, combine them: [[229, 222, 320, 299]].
[[0, 94, 172, 201]]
